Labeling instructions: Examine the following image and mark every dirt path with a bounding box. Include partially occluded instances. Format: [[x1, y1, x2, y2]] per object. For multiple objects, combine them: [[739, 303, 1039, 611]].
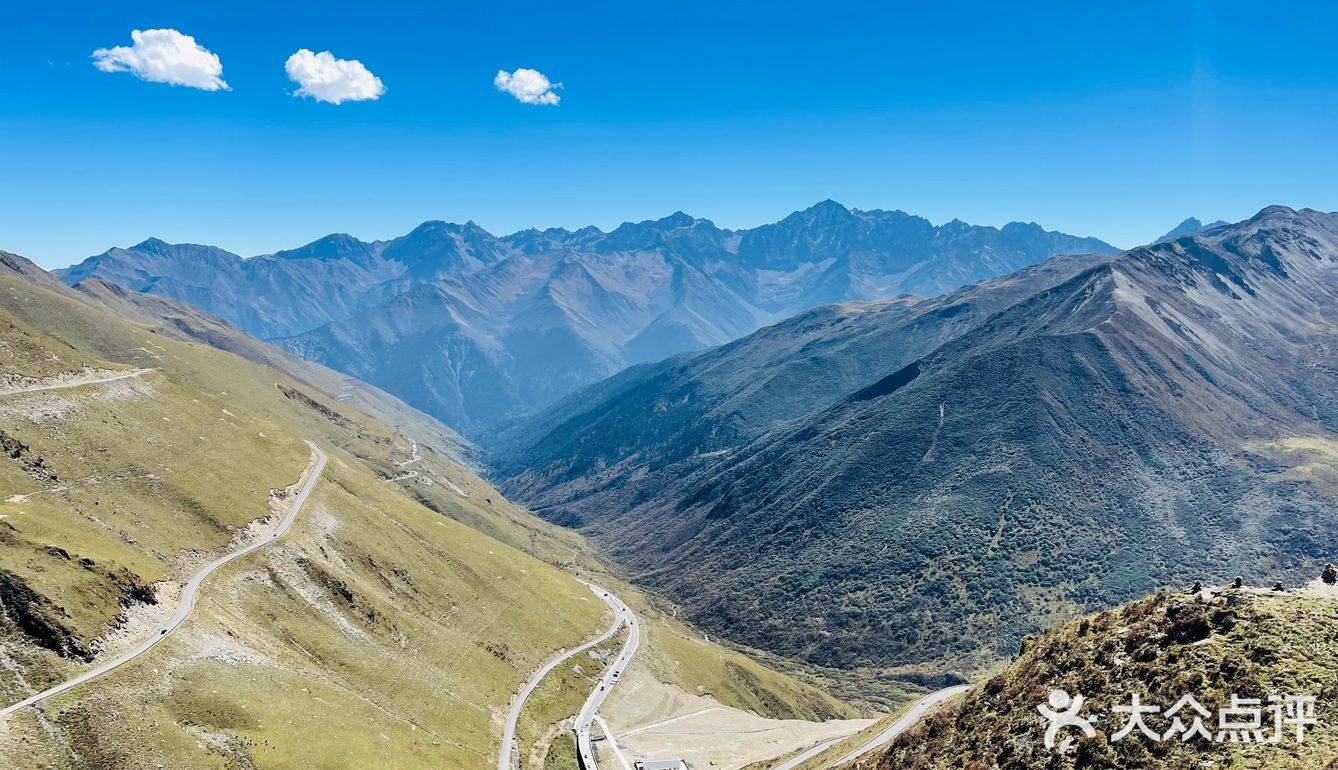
[[0, 368, 152, 397]]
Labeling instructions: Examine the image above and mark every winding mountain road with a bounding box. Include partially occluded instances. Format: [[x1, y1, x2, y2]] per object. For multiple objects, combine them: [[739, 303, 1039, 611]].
[[574, 588, 638, 770], [396, 440, 421, 467], [770, 684, 970, 770], [498, 581, 633, 770], [0, 440, 327, 718]]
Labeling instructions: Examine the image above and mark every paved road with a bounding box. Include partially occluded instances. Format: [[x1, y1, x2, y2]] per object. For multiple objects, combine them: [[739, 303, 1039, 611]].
[[497, 581, 628, 770], [0, 368, 152, 397], [574, 586, 639, 770], [803, 685, 971, 769], [0, 440, 327, 718]]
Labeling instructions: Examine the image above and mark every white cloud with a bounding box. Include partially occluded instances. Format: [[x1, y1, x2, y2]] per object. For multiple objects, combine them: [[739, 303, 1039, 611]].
[[494, 68, 561, 105], [285, 49, 385, 105], [92, 29, 229, 91]]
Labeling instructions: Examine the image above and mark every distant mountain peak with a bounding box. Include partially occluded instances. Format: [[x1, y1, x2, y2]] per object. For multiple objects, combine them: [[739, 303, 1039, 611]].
[[407, 220, 452, 234], [657, 211, 697, 229], [1154, 215, 1231, 244], [115, 238, 242, 263], [599, 210, 724, 253], [1256, 204, 1298, 218], [272, 232, 375, 263], [809, 198, 852, 213], [788, 198, 855, 223], [133, 236, 171, 251]]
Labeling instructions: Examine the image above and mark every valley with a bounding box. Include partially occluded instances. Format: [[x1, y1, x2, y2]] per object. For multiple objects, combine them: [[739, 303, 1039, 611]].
[[497, 206, 1338, 684]]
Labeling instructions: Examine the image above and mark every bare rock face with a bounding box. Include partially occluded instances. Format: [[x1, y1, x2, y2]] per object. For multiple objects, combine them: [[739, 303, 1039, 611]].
[[0, 568, 90, 660], [0, 428, 58, 482]]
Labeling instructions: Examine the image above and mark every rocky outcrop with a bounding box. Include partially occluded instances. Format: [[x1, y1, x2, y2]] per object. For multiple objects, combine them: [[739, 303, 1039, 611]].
[[0, 568, 90, 660]]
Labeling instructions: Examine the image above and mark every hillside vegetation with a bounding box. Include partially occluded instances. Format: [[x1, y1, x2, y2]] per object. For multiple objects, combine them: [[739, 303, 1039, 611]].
[[873, 583, 1338, 770], [495, 253, 1111, 522]]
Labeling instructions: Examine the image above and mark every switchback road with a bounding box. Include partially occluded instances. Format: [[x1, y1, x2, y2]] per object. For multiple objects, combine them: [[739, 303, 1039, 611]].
[[0, 440, 327, 718], [498, 581, 630, 770]]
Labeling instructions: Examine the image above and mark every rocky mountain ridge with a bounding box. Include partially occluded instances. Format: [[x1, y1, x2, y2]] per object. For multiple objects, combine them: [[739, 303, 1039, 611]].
[[60, 202, 1117, 433]]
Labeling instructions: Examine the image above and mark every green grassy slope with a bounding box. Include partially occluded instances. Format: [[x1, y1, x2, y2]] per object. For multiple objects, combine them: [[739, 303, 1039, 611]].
[[2, 255, 587, 565], [0, 252, 851, 768], [4, 452, 604, 769], [622, 587, 856, 721], [0, 260, 607, 767], [70, 277, 477, 466]]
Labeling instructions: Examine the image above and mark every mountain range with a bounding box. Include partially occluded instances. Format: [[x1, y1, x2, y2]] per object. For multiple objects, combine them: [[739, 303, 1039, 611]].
[[495, 206, 1338, 673], [57, 202, 1117, 434]]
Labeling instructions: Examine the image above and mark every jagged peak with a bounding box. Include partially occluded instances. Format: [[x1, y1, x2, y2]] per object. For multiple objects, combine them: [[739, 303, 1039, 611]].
[[132, 237, 171, 251], [657, 210, 697, 228], [1155, 216, 1232, 244], [777, 199, 855, 226], [806, 198, 852, 214], [405, 219, 454, 234]]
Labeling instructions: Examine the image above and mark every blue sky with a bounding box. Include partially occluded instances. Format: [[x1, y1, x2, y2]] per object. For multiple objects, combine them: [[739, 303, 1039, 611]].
[[5, 1, 1338, 268]]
